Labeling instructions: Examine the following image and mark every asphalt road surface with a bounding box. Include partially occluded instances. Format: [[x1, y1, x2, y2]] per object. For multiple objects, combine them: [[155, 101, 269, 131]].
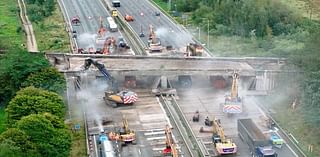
[[173, 76, 298, 157], [60, 0, 124, 52], [111, 0, 195, 49]]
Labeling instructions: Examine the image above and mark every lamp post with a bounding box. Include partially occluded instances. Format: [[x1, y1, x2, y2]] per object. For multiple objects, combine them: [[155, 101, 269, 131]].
[[197, 27, 201, 40], [201, 18, 210, 48]]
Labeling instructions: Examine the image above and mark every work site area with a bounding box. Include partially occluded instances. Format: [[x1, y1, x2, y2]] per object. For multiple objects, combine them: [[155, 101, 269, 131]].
[[44, 0, 308, 156]]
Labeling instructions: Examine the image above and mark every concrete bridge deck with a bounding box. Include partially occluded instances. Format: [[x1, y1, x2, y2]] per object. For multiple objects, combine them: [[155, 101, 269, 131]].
[[46, 53, 287, 77]]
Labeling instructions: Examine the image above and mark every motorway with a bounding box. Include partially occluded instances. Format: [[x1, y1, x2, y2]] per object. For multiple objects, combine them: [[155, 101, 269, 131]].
[[172, 76, 298, 157], [108, 0, 195, 51], [59, 0, 301, 157], [59, 0, 132, 54]]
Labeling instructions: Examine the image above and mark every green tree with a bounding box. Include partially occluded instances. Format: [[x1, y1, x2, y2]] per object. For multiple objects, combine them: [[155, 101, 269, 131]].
[[0, 50, 49, 106], [6, 87, 65, 125], [0, 139, 23, 157], [22, 67, 66, 94], [16, 114, 71, 157], [0, 128, 39, 157]]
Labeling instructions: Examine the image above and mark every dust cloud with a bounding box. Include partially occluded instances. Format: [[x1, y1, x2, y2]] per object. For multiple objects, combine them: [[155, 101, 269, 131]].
[[78, 33, 97, 50], [155, 27, 193, 47], [75, 71, 108, 131]]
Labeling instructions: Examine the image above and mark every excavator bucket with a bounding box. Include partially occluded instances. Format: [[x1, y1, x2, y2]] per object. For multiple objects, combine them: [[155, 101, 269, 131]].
[[109, 95, 123, 103]]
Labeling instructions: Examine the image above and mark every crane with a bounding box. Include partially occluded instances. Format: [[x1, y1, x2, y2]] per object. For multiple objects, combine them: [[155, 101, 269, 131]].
[[212, 117, 237, 155], [83, 58, 138, 107], [163, 125, 178, 157], [223, 72, 243, 114]]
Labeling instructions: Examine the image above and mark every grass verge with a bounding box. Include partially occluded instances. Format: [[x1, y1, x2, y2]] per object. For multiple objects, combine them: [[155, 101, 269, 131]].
[[31, 2, 70, 52], [67, 119, 86, 157], [0, 0, 24, 47], [263, 97, 319, 157]]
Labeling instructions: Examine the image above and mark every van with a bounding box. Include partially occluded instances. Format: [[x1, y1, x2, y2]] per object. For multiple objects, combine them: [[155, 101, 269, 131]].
[[112, 0, 120, 7]]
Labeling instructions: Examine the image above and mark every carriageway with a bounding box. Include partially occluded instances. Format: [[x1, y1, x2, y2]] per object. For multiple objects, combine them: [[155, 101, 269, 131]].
[[46, 53, 288, 91]]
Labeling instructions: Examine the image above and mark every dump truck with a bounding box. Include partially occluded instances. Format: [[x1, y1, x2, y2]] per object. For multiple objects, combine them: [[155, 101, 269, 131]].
[[238, 119, 278, 157]]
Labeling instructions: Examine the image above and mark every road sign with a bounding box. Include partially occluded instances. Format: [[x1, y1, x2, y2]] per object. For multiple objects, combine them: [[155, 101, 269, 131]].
[[75, 124, 81, 130]]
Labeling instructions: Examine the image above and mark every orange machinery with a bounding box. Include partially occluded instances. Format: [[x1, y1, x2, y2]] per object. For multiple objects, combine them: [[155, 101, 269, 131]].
[[163, 125, 178, 157]]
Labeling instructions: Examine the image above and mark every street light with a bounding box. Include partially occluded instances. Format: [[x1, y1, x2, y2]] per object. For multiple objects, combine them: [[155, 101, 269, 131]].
[[196, 27, 201, 40], [201, 18, 210, 49]]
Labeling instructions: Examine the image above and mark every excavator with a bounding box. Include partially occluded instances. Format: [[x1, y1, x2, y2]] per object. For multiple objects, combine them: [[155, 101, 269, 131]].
[[163, 125, 178, 157], [108, 116, 136, 145], [212, 117, 237, 155], [185, 43, 203, 56], [147, 25, 163, 53], [84, 58, 138, 107], [223, 72, 243, 115]]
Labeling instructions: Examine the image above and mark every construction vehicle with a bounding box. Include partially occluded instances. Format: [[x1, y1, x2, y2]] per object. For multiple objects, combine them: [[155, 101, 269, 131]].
[[147, 25, 163, 53], [109, 117, 136, 145], [205, 116, 213, 126], [83, 58, 138, 107], [185, 43, 203, 56], [192, 110, 200, 122], [97, 16, 107, 38], [212, 117, 237, 155], [99, 131, 116, 157], [238, 119, 278, 157], [163, 125, 178, 157], [223, 72, 243, 115], [124, 14, 134, 22], [71, 16, 80, 25]]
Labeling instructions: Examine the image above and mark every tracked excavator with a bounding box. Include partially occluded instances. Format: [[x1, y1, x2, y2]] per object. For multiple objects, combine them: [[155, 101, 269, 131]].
[[163, 125, 178, 157], [212, 117, 237, 155], [223, 72, 243, 115], [108, 116, 136, 145], [84, 58, 138, 107], [147, 25, 163, 53]]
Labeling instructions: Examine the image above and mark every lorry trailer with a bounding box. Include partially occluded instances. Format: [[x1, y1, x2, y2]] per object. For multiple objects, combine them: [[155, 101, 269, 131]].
[[238, 119, 277, 157]]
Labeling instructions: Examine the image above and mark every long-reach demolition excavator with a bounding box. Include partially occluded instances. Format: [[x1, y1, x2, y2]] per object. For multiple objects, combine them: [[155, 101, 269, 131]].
[[163, 125, 178, 157], [212, 117, 237, 155], [108, 116, 136, 145], [147, 25, 164, 53], [223, 72, 243, 115], [84, 58, 138, 107]]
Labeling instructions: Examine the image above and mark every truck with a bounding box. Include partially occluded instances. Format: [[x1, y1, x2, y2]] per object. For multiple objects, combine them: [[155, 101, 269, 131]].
[[238, 119, 278, 157]]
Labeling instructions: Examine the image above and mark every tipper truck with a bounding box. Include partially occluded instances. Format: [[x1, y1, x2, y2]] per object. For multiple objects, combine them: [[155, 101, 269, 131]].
[[238, 119, 278, 157]]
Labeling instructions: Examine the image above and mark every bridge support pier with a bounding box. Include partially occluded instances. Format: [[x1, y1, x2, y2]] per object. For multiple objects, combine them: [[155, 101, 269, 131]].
[[178, 75, 192, 88]]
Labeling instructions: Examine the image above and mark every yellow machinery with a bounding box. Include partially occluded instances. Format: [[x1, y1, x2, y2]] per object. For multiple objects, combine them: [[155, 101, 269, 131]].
[[108, 116, 136, 145], [147, 25, 163, 52], [163, 125, 178, 157], [223, 72, 243, 114], [119, 116, 136, 144], [212, 117, 237, 155]]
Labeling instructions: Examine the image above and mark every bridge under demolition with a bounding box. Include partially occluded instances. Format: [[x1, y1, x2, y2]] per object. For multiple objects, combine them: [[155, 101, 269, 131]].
[[47, 53, 287, 92]]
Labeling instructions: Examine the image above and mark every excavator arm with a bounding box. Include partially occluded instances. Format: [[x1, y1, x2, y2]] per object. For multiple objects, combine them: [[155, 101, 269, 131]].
[[84, 58, 118, 91]]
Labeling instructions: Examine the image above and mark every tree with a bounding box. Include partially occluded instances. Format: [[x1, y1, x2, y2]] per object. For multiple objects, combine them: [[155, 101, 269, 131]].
[[22, 67, 66, 94], [0, 50, 49, 106], [0, 128, 39, 157], [16, 114, 71, 157], [0, 139, 23, 157], [6, 87, 65, 125]]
